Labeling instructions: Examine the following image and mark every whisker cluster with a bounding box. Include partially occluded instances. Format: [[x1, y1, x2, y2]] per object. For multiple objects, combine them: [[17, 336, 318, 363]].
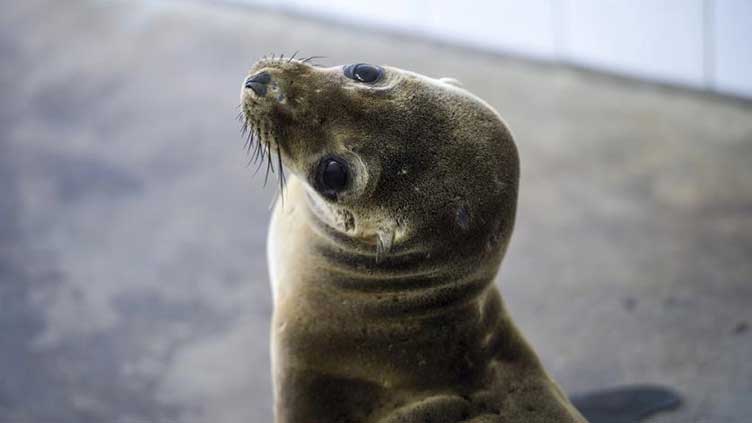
[[237, 108, 284, 196]]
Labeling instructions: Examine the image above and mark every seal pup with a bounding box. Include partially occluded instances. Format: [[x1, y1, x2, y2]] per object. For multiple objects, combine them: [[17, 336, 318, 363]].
[[240, 56, 587, 423]]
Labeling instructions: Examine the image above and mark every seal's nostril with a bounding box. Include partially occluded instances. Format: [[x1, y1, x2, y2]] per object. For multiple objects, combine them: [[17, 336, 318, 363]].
[[245, 81, 267, 97], [245, 71, 271, 97]]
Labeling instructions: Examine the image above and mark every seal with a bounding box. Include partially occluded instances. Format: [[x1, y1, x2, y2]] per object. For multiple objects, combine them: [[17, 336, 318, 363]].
[[239, 55, 587, 423]]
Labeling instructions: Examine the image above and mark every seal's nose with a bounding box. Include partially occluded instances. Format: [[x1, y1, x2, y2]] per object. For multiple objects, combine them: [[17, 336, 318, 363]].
[[244, 71, 271, 97]]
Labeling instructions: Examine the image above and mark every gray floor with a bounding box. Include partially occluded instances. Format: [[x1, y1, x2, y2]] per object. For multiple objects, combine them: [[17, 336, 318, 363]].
[[1, 1, 751, 422]]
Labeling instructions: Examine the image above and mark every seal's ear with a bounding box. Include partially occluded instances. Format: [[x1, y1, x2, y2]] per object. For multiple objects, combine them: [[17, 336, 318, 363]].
[[439, 77, 462, 87]]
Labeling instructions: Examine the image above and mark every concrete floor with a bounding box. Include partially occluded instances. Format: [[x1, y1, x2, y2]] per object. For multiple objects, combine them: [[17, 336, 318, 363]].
[[1, 0, 751, 422]]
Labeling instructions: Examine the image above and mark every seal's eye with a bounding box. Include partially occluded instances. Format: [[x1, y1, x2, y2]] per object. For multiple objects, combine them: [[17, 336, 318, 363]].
[[316, 156, 349, 199], [343, 63, 383, 83]]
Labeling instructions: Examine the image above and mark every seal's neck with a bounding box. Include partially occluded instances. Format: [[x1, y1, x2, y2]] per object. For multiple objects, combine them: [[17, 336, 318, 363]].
[[301, 195, 494, 319]]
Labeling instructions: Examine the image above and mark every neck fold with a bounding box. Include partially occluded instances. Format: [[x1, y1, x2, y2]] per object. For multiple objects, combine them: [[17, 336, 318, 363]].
[[303, 202, 493, 319]]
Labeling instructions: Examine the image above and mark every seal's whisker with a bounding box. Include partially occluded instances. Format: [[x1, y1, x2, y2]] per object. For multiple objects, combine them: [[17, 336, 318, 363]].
[[288, 50, 299, 63], [268, 148, 275, 175], [264, 152, 273, 187], [240, 117, 249, 138], [253, 127, 267, 176], [276, 139, 286, 205], [253, 150, 265, 176], [244, 130, 254, 154], [254, 146, 264, 169], [266, 131, 276, 176], [244, 129, 255, 164], [261, 126, 275, 186], [240, 119, 253, 155], [300, 55, 327, 65], [240, 115, 264, 172], [253, 127, 264, 166], [243, 118, 254, 154]]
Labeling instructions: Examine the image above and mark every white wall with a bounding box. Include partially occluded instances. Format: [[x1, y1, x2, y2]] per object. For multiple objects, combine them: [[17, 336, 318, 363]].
[[713, 0, 752, 97], [233, 0, 752, 99]]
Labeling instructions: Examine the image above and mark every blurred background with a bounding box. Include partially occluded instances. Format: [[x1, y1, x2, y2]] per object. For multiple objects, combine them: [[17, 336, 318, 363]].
[[1, 1, 750, 422]]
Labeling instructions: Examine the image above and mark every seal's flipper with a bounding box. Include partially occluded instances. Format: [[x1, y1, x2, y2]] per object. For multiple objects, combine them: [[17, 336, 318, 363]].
[[570, 385, 681, 423]]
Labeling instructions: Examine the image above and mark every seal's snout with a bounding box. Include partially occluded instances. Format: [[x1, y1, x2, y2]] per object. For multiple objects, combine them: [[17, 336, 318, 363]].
[[245, 71, 271, 97]]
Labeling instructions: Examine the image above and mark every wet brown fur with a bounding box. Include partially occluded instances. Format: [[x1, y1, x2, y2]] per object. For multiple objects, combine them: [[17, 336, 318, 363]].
[[240, 58, 587, 423]]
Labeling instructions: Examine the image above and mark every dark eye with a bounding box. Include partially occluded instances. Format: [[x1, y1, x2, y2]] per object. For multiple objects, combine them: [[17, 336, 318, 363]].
[[343, 63, 383, 83], [316, 156, 349, 199]]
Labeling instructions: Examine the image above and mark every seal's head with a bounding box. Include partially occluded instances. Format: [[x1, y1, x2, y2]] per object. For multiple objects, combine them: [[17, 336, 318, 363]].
[[240, 57, 518, 267]]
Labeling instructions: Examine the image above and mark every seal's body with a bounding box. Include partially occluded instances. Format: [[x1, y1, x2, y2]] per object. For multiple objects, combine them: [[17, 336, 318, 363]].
[[241, 58, 587, 422]]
